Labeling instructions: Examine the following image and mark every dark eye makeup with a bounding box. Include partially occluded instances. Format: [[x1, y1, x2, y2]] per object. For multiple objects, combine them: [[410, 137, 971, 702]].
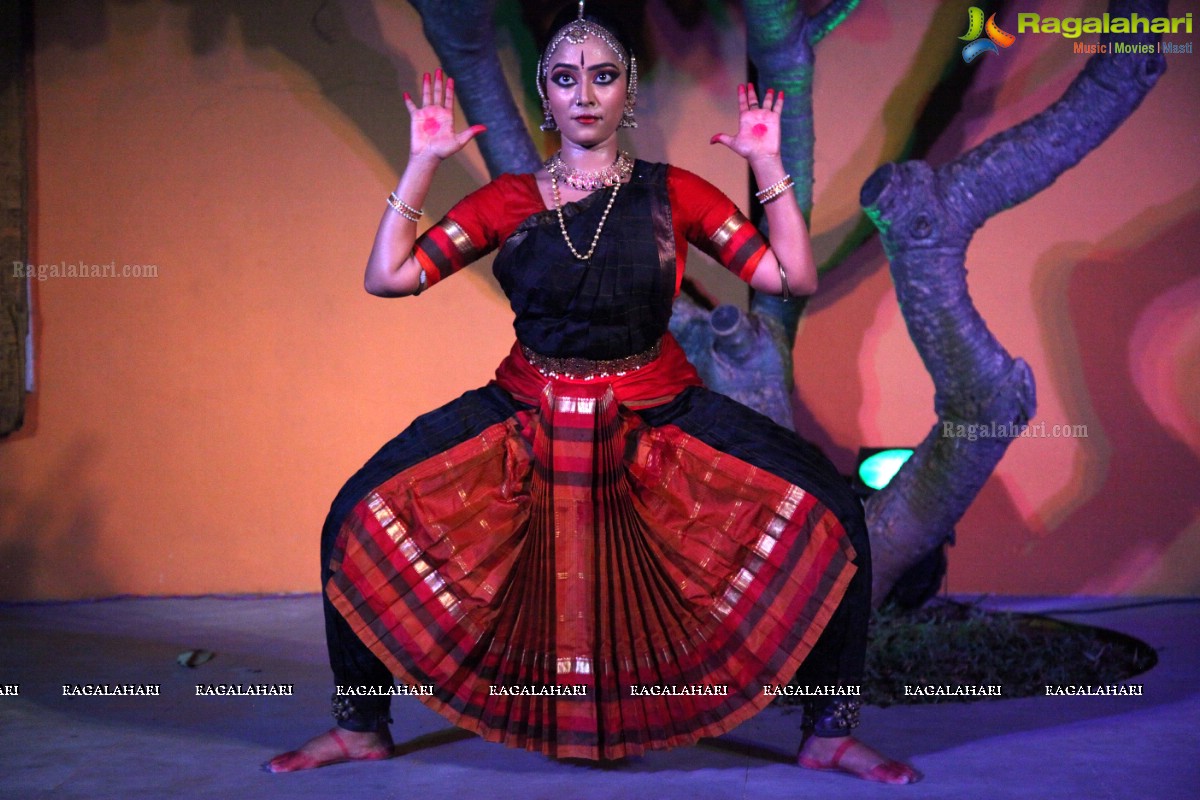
[[550, 70, 619, 88]]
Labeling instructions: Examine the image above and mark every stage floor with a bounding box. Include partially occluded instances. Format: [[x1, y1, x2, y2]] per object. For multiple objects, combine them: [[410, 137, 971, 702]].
[[1, 594, 1195, 799]]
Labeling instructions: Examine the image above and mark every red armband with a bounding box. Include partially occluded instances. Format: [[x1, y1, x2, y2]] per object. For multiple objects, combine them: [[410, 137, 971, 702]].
[[414, 218, 481, 287], [668, 166, 769, 285], [708, 210, 768, 283]]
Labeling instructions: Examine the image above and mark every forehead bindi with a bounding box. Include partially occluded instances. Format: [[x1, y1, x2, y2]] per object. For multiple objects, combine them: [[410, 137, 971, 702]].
[[550, 40, 621, 72]]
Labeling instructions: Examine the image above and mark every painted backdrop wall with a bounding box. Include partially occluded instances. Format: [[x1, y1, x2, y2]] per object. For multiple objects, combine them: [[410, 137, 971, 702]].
[[1, 0, 1197, 600]]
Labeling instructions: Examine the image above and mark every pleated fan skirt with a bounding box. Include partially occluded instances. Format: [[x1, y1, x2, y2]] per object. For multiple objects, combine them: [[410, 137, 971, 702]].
[[325, 382, 857, 760]]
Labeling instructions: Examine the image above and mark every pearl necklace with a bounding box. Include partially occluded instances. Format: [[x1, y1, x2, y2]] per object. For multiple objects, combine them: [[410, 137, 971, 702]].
[[544, 150, 633, 191], [552, 174, 621, 261]]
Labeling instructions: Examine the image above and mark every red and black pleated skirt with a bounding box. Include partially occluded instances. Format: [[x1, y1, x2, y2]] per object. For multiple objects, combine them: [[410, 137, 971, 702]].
[[325, 343, 858, 760]]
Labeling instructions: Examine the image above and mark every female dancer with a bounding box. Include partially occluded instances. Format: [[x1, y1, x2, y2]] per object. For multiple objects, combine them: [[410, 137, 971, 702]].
[[269, 3, 918, 785]]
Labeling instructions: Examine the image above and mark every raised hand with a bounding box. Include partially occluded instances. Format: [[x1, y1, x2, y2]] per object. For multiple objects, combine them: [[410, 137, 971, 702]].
[[404, 68, 486, 162], [709, 84, 783, 163]]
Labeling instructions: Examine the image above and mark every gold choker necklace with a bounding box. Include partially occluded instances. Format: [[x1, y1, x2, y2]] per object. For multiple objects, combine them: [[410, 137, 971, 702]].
[[544, 151, 633, 192]]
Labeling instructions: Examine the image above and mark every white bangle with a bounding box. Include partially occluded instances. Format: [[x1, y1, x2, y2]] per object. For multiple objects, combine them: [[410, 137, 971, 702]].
[[778, 261, 791, 300]]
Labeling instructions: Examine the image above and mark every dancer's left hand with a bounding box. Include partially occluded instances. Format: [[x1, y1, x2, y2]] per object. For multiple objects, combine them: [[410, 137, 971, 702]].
[[405, 68, 486, 163], [710, 84, 783, 162]]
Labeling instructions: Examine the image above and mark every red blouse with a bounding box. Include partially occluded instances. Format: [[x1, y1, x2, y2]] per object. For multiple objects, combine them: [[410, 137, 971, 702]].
[[414, 165, 767, 293]]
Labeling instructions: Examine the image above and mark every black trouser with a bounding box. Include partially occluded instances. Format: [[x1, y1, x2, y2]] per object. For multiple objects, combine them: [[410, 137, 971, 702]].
[[321, 551, 394, 732]]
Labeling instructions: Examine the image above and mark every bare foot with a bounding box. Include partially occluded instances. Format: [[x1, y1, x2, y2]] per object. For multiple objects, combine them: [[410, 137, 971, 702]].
[[797, 734, 920, 784], [265, 727, 393, 773]]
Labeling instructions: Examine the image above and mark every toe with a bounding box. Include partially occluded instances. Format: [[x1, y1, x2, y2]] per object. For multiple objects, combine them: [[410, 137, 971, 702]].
[[264, 751, 313, 773], [868, 760, 922, 785]]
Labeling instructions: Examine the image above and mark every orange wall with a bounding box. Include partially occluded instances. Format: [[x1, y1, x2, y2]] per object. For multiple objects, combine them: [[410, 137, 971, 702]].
[[1, 0, 1196, 600]]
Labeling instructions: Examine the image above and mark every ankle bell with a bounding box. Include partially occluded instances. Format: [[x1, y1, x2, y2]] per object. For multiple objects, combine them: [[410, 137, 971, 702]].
[[331, 693, 393, 732], [803, 698, 862, 737]]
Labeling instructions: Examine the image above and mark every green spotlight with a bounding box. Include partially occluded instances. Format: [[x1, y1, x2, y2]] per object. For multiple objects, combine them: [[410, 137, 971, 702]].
[[857, 448, 914, 491]]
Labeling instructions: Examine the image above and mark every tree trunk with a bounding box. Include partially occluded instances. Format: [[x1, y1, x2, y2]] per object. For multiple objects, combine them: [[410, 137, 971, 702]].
[[408, 0, 540, 175], [675, 0, 861, 427], [861, 0, 1167, 605], [0, 0, 30, 437]]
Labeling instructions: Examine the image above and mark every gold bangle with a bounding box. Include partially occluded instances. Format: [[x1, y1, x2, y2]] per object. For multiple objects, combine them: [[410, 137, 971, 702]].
[[762, 182, 793, 204], [387, 192, 423, 222], [754, 174, 791, 200], [389, 192, 423, 218], [756, 176, 794, 205]]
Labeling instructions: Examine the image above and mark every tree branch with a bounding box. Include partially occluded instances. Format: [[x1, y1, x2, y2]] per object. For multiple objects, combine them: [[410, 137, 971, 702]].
[[807, 0, 862, 46], [859, 0, 1168, 605], [946, 0, 1168, 228]]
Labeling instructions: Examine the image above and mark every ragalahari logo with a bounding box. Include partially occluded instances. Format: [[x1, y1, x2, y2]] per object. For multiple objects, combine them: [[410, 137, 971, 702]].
[[960, 7, 1016, 62]]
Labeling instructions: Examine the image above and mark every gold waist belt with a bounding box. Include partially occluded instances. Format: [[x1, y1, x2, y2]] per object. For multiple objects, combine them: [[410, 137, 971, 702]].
[[521, 339, 662, 380]]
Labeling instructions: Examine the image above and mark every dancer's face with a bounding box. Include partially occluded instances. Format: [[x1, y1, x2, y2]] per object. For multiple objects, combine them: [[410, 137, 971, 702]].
[[544, 37, 627, 148]]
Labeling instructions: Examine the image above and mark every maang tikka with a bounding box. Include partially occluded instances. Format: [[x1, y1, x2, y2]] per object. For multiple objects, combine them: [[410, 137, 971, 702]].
[[538, 1, 638, 132]]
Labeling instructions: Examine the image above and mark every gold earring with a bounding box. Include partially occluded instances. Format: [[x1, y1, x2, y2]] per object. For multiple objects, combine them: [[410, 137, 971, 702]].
[[619, 56, 638, 128], [540, 101, 558, 132]]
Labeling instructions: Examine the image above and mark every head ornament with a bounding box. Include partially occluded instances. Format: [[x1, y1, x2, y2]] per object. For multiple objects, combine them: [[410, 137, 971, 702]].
[[537, 1, 638, 131]]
